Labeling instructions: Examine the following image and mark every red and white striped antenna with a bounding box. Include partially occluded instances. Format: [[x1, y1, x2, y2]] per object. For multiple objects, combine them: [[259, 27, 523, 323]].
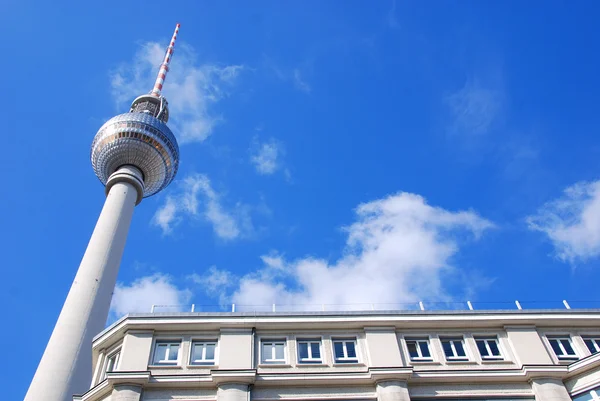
[[151, 23, 181, 97]]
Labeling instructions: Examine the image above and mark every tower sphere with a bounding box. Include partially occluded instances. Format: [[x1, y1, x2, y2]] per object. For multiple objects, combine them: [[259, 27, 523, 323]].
[[91, 22, 181, 203], [90, 108, 179, 201]]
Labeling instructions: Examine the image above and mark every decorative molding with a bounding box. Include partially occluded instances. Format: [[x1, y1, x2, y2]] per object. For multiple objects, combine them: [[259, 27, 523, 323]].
[[106, 371, 151, 385], [409, 382, 533, 397], [369, 367, 412, 382], [252, 386, 376, 400], [211, 369, 257, 385]]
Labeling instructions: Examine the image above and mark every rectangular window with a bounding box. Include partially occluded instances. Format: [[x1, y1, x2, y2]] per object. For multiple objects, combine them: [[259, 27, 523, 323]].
[[572, 387, 600, 401], [475, 337, 503, 360], [441, 338, 468, 361], [190, 341, 217, 365], [333, 338, 358, 363], [406, 338, 432, 361], [548, 336, 577, 359], [583, 336, 600, 355], [261, 340, 286, 364], [101, 351, 120, 380], [152, 340, 181, 365], [297, 339, 322, 364]]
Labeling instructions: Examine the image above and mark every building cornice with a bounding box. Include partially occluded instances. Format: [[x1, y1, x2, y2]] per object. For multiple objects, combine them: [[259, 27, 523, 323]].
[[564, 352, 600, 395], [93, 310, 600, 349], [73, 372, 151, 401], [77, 362, 600, 401]]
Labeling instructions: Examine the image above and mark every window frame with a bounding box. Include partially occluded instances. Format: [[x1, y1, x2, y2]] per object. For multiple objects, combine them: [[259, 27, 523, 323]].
[[297, 338, 323, 364], [547, 335, 578, 360], [572, 387, 600, 401], [332, 338, 359, 364], [100, 348, 121, 381], [260, 339, 287, 364], [474, 336, 503, 360], [583, 336, 600, 355], [405, 337, 433, 362], [189, 339, 218, 366], [440, 337, 469, 361], [151, 339, 183, 366]]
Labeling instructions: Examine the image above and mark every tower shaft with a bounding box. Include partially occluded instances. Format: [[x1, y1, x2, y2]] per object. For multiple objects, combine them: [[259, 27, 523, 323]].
[[26, 23, 181, 401], [25, 167, 143, 401]]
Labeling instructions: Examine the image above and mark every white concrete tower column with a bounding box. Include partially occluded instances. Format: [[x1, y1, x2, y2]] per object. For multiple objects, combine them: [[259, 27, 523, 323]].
[[376, 380, 411, 401], [531, 377, 572, 401], [25, 166, 144, 401]]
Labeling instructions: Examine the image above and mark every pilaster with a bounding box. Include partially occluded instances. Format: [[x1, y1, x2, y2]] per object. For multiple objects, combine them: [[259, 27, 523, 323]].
[[217, 383, 250, 401], [110, 384, 142, 401], [531, 377, 571, 401], [376, 380, 411, 401]]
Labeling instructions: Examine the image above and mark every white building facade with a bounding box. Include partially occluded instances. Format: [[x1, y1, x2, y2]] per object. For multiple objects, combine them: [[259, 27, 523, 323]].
[[76, 309, 600, 401]]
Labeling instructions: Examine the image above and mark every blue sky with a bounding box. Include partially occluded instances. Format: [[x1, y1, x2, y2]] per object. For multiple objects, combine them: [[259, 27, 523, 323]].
[[2, 0, 600, 397]]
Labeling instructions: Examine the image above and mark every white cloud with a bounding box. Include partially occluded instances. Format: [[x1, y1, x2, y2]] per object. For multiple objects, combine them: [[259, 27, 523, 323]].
[[205, 192, 493, 310], [446, 78, 502, 138], [189, 266, 236, 305], [152, 196, 178, 234], [293, 69, 311, 93], [152, 173, 250, 240], [250, 139, 286, 175], [110, 42, 243, 143], [527, 180, 600, 263], [110, 274, 191, 317]]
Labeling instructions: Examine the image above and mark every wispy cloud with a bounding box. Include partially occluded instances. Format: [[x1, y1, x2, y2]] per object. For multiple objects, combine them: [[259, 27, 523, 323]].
[[446, 78, 503, 138], [263, 55, 312, 94], [152, 197, 178, 234], [152, 173, 252, 239], [527, 180, 600, 264], [110, 42, 243, 143], [386, 0, 400, 29], [189, 266, 236, 306], [293, 69, 311, 93], [110, 274, 191, 317], [250, 138, 287, 176], [202, 192, 493, 309]]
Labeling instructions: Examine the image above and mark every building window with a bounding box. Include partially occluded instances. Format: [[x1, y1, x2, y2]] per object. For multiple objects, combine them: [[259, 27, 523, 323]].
[[101, 350, 120, 380], [297, 339, 322, 364], [333, 338, 358, 363], [261, 340, 286, 364], [190, 341, 217, 365], [475, 337, 503, 360], [152, 340, 181, 365], [583, 336, 600, 355], [572, 386, 600, 401], [441, 338, 468, 361], [406, 338, 432, 361], [548, 336, 577, 360]]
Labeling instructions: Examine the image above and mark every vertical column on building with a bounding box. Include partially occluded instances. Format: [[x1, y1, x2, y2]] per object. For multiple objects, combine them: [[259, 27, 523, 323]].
[[366, 327, 411, 401], [111, 384, 142, 401], [504, 326, 554, 365], [217, 383, 250, 401], [376, 380, 411, 401], [212, 328, 255, 401], [531, 378, 571, 401]]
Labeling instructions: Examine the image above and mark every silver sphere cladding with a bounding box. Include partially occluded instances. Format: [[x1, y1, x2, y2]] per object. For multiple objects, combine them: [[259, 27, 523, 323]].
[[91, 113, 180, 198]]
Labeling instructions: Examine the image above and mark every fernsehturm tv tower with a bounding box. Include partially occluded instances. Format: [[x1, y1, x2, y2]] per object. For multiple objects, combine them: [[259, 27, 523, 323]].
[[25, 24, 181, 401]]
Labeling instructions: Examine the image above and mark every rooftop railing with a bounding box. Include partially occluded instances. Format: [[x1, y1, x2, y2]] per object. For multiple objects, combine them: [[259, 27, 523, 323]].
[[147, 299, 600, 314]]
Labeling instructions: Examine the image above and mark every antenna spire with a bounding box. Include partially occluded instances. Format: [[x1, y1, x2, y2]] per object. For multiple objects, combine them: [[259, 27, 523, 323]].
[[151, 23, 180, 97]]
